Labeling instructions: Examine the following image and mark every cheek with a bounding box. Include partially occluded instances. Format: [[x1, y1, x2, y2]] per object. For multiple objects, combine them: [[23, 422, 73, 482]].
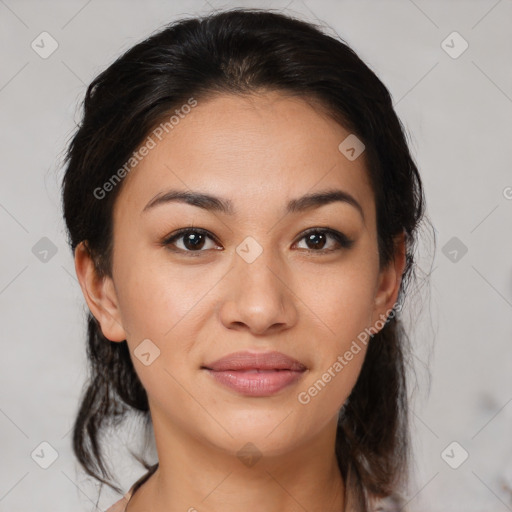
[[296, 261, 377, 341], [295, 344, 368, 436], [292, 258, 376, 406], [115, 253, 213, 340]]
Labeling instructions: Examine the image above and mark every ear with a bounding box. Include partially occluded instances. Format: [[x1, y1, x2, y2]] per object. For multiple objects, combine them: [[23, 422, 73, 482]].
[[371, 230, 407, 326], [74, 241, 127, 342]]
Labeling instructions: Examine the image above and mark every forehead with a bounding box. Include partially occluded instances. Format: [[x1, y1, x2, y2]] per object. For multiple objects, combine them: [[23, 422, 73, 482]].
[[113, 91, 375, 224]]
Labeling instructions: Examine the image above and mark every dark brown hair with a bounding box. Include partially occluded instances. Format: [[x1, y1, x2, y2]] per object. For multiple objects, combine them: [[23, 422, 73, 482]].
[[61, 7, 433, 511]]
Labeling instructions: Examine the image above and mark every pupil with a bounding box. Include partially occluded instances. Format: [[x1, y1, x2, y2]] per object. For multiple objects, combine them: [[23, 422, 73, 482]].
[[184, 232, 204, 250], [307, 232, 325, 250]]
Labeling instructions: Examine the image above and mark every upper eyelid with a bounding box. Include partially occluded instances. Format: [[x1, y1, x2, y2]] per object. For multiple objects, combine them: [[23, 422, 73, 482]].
[[164, 227, 351, 249]]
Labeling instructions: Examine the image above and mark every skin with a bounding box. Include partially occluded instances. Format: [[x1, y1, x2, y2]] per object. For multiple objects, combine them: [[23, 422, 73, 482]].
[[75, 90, 406, 512]]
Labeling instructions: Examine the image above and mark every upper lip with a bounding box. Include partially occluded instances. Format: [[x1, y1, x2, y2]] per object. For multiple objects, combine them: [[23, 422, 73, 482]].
[[202, 351, 307, 372]]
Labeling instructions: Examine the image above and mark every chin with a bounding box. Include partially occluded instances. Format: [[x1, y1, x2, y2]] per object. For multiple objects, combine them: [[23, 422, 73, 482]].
[[203, 415, 309, 455]]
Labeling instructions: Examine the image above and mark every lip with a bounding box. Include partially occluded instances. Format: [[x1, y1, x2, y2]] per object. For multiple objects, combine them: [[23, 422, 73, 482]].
[[203, 350, 307, 372], [202, 351, 307, 397]]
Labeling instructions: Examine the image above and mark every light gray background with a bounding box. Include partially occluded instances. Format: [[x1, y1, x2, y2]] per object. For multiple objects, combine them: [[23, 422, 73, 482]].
[[1, 1, 511, 511]]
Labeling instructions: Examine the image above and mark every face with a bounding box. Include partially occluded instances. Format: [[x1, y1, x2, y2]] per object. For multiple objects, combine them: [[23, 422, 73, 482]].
[[76, 91, 404, 460]]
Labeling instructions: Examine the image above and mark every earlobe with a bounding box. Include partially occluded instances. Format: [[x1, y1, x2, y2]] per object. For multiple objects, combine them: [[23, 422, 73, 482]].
[[73, 241, 127, 342], [371, 231, 407, 325]]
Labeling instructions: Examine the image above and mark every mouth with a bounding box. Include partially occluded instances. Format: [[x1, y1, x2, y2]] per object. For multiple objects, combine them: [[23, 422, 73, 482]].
[[201, 351, 307, 397]]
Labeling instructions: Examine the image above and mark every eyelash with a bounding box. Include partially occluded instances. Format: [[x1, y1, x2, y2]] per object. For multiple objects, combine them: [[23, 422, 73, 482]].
[[160, 227, 354, 256]]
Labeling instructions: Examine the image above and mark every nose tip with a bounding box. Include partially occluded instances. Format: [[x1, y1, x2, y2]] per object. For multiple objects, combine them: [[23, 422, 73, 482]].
[[218, 253, 298, 335]]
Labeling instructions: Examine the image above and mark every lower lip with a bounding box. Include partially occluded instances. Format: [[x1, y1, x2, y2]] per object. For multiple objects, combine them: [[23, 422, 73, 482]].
[[204, 369, 306, 397]]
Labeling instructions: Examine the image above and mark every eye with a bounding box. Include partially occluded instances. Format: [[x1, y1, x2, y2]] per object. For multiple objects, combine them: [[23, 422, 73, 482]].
[[293, 228, 354, 253], [161, 228, 221, 254], [160, 227, 354, 255]]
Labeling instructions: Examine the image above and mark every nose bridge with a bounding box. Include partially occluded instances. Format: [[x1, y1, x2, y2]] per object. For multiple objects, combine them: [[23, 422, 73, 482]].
[[235, 234, 286, 298], [218, 234, 297, 333]]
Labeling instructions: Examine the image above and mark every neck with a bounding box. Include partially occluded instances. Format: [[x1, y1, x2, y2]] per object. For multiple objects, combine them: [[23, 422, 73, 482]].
[[127, 411, 346, 512]]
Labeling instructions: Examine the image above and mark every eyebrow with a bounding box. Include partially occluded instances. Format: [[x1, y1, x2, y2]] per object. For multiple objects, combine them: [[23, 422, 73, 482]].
[[142, 188, 364, 221]]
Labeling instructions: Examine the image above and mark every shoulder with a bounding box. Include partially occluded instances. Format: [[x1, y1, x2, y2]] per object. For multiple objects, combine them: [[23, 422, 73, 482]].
[[106, 463, 158, 511], [105, 490, 132, 512]]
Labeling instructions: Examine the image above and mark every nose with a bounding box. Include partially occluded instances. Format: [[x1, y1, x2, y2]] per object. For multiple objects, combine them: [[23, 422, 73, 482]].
[[218, 244, 298, 336]]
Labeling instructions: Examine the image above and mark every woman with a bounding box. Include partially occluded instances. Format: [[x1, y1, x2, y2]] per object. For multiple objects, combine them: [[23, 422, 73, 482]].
[[61, 7, 432, 512]]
